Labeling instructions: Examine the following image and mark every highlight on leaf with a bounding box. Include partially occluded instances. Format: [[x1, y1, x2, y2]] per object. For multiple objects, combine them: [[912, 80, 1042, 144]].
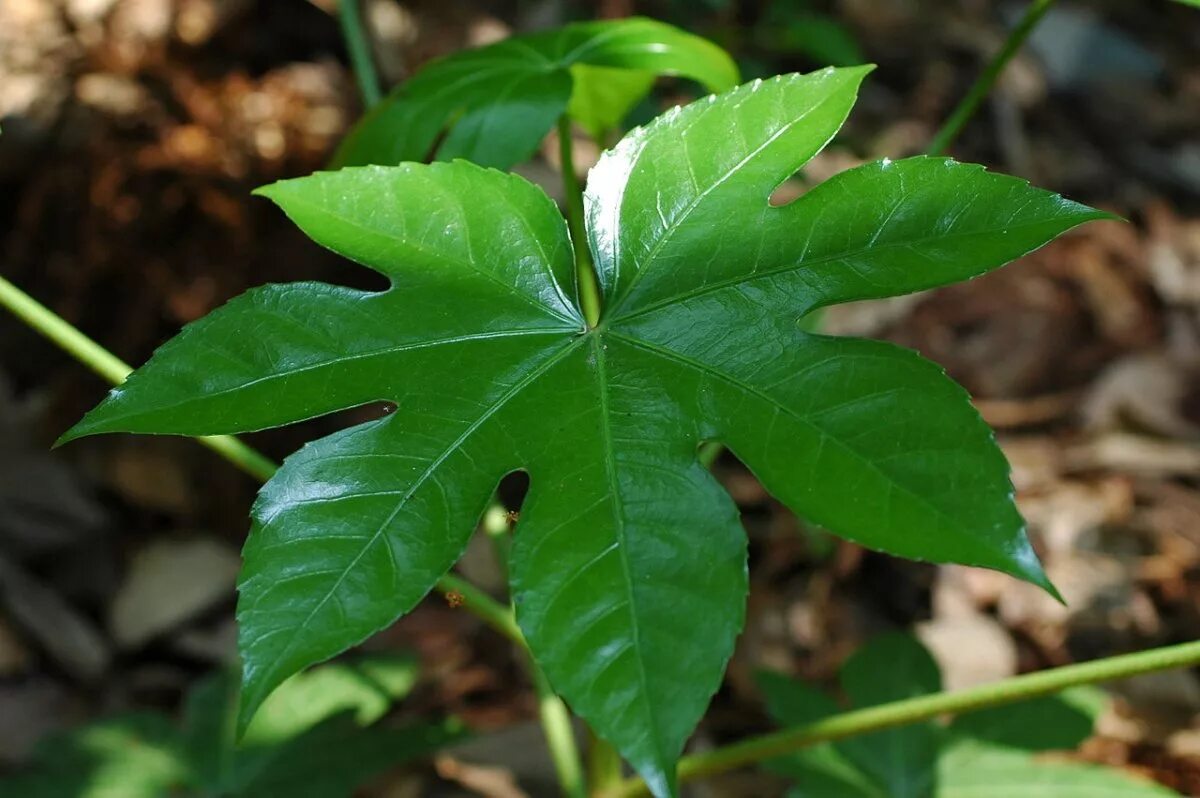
[[62, 67, 1112, 798]]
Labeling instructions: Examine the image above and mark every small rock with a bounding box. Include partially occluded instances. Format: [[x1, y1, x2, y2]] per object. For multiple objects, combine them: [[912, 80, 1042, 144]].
[[0, 614, 31, 677], [0, 678, 80, 764], [0, 557, 110, 683], [172, 617, 238, 664], [1115, 669, 1200, 717], [1021, 5, 1163, 91], [109, 538, 240, 649], [917, 614, 1018, 691]]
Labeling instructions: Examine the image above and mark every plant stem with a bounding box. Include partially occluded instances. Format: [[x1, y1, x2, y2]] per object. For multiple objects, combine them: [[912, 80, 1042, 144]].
[[482, 502, 512, 575], [480, 489, 585, 797], [603, 639, 1200, 797], [532, 653, 587, 798], [557, 115, 602, 328], [338, 0, 383, 109], [436, 572, 522, 643], [586, 727, 624, 794], [0, 275, 277, 482], [926, 0, 1056, 156]]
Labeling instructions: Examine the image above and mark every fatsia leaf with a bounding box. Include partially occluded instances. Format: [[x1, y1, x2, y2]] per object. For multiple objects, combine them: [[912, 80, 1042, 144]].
[[334, 17, 738, 169], [64, 67, 1111, 797]]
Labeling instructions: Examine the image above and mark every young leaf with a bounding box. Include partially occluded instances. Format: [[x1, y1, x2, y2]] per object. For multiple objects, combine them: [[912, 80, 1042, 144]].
[[334, 17, 738, 169], [64, 67, 1110, 797]]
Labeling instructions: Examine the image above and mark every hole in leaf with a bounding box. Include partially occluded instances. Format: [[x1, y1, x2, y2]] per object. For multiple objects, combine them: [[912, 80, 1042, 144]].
[[497, 471, 529, 514], [769, 175, 809, 207]]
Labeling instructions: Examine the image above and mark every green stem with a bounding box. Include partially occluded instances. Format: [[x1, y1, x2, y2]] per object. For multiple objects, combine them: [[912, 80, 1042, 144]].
[[926, 0, 1056, 156], [338, 0, 383, 109], [557, 115, 602, 328], [533, 656, 587, 798], [603, 639, 1200, 797], [586, 727, 624, 794], [697, 441, 724, 470], [0, 275, 276, 482], [482, 490, 585, 797], [482, 502, 512, 576], [435, 573, 521, 644]]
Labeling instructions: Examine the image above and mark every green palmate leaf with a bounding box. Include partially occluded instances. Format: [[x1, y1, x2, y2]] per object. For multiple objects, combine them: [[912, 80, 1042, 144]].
[[64, 67, 1111, 796], [334, 17, 738, 169]]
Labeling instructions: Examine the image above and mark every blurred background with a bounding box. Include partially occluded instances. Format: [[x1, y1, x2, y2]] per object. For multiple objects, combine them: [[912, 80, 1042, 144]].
[[1, 0, 1199, 795]]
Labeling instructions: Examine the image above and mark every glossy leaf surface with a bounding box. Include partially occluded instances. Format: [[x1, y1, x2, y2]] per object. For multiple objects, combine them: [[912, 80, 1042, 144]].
[[334, 17, 738, 169], [65, 68, 1110, 796], [763, 635, 1179, 798]]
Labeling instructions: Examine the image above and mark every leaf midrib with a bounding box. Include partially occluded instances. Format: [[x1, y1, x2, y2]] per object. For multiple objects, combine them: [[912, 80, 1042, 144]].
[[590, 332, 667, 776]]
